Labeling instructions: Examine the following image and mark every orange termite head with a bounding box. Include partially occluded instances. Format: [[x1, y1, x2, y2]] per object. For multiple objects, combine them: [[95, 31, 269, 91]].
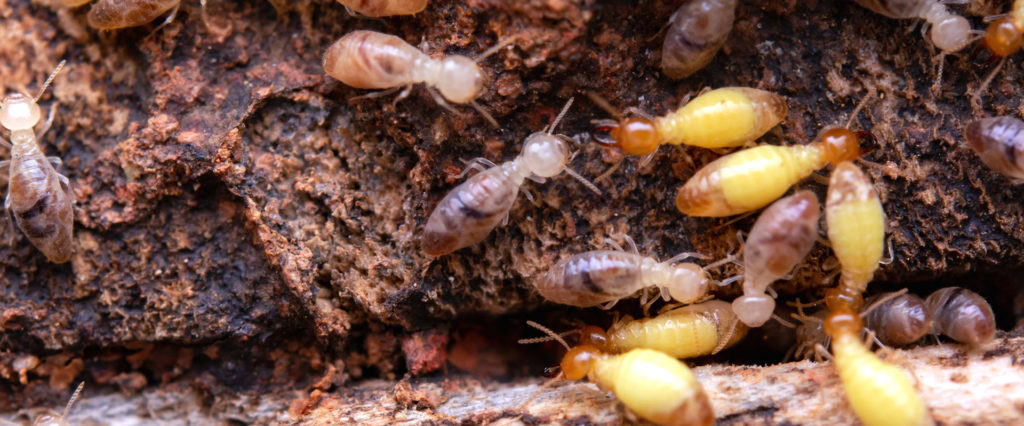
[[823, 308, 863, 339], [592, 117, 659, 156], [983, 18, 1023, 58], [819, 127, 868, 165], [560, 344, 601, 380], [577, 325, 610, 351]]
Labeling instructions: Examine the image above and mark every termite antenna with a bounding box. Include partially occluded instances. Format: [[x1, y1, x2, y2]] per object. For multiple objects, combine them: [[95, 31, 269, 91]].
[[34, 60, 67, 103], [843, 90, 873, 129], [63, 382, 85, 418], [971, 57, 1007, 109], [474, 35, 519, 62], [585, 91, 623, 120], [545, 97, 575, 135], [525, 320, 571, 351], [563, 165, 602, 195], [469, 100, 499, 128], [517, 328, 580, 345]]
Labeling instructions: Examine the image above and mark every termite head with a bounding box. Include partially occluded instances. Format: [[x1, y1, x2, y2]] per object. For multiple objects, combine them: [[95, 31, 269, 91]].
[[823, 308, 862, 338], [436, 56, 483, 104], [560, 344, 600, 380], [732, 294, 775, 327], [662, 263, 708, 304], [819, 127, 864, 165], [929, 15, 972, 52], [577, 325, 611, 352], [0, 93, 42, 132], [982, 18, 1022, 58], [521, 133, 569, 178], [592, 118, 659, 156]]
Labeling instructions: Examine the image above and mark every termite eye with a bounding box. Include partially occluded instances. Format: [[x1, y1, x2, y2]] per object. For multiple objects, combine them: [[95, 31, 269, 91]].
[[820, 127, 861, 164], [578, 326, 610, 351], [824, 310, 862, 337], [612, 118, 658, 156], [984, 19, 1023, 58], [561, 345, 599, 380]]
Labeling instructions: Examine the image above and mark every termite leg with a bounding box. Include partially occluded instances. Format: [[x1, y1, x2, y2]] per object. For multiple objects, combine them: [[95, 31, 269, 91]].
[[47, 156, 62, 168], [458, 157, 495, 178], [36, 104, 58, 141]]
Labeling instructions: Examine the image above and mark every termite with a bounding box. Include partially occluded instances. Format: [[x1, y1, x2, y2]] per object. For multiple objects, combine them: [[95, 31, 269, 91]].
[[732, 190, 820, 327], [533, 245, 712, 308], [852, 0, 973, 52], [336, 0, 427, 17], [924, 287, 996, 346], [823, 309, 933, 426], [964, 116, 1024, 180], [823, 162, 885, 313], [675, 127, 866, 217], [64, 0, 202, 30], [421, 98, 599, 256], [592, 87, 787, 156], [863, 291, 933, 347], [971, 1, 1024, 104], [661, 0, 737, 79], [30, 382, 84, 426], [323, 30, 503, 125], [524, 322, 714, 426], [0, 61, 75, 264]]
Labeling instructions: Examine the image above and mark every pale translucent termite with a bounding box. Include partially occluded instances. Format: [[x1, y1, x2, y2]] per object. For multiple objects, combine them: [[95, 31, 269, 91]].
[[852, 0, 973, 52], [25, 382, 84, 426], [336, 0, 427, 17], [661, 0, 737, 79], [731, 190, 820, 327], [421, 98, 598, 256], [964, 116, 1024, 180], [823, 309, 933, 426], [63, 0, 203, 30], [824, 162, 885, 313], [524, 322, 714, 426], [924, 286, 996, 346], [0, 61, 75, 264]]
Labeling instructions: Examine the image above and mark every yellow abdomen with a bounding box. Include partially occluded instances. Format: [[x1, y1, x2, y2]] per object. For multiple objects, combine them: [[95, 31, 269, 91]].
[[827, 199, 884, 292], [656, 87, 786, 149], [676, 144, 823, 216], [832, 334, 932, 426], [1013, 0, 1024, 30], [592, 349, 713, 426], [609, 313, 721, 359]]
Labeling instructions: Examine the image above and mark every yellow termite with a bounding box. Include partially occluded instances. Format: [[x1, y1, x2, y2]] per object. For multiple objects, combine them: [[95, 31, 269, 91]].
[[605, 300, 747, 358], [591, 87, 786, 156], [525, 322, 714, 426], [824, 161, 885, 312], [336, 0, 427, 17], [63, 0, 202, 30], [675, 127, 866, 217], [823, 310, 933, 426]]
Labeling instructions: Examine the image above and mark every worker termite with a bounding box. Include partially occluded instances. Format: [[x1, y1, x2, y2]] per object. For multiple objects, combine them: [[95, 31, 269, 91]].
[[63, 0, 202, 30], [852, 0, 973, 52], [675, 126, 867, 217], [924, 286, 996, 346], [524, 322, 714, 426], [823, 309, 933, 426], [661, 0, 737, 79], [863, 291, 933, 346], [421, 98, 599, 256], [732, 190, 820, 327], [336, 0, 427, 17], [824, 161, 885, 312], [0, 61, 75, 264], [323, 30, 503, 126], [27, 382, 84, 426], [964, 116, 1024, 180], [592, 87, 787, 156]]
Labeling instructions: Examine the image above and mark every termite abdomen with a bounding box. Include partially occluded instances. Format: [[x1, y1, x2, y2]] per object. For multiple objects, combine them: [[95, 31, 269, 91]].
[[863, 292, 932, 346], [661, 0, 737, 79], [925, 287, 996, 345], [964, 116, 1024, 180], [87, 0, 181, 30]]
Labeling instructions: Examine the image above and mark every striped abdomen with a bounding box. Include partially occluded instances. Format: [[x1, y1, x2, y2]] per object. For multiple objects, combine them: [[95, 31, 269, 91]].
[[421, 164, 521, 256], [534, 251, 645, 307], [336, 0, 428, 17], [323, 30, 427, 90], [9, 135, 73, 263], [964, 116, 1024, 180], [660, 0, 737, 79], [924, 287, 996, 345], [87, 0, 180, 29], [743, 190, 819, 292], [863, 292, 932, 346]]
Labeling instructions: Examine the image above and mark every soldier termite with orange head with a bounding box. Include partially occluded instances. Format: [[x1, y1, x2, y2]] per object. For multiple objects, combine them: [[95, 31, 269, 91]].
[[421, 98, 599, 256], [591, 87, 786, 156], [964, 116, 1024, 180], [63, 0, 204, 30], [661, 0, 737, 79], [731, 190, 820, 327], [0, 61, 75, 264], [336, 0, 427, 17], [852, 0, 973, 52], [824, 162, 885, 313], [522, 322, 714, 426], [323, 30, 505, 126], [29, 382, 84, 426], [970, 1, 1024, 104], [925, 287, 996, 346]]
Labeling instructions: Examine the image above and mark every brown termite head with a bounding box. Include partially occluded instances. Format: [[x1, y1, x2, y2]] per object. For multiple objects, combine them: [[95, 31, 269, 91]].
[[863, 291, 932, 346], [965, 116, 1024, 180], [925, 287, 996, 346], [733, 190, 820, 327], [0, 93, 43, 132], [661, 0, 737, 79], [87, 0, 182, 30]]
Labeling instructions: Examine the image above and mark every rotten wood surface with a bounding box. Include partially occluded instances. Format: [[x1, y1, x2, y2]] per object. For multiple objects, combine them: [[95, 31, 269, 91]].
[[1, 0, 1024, 423]]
